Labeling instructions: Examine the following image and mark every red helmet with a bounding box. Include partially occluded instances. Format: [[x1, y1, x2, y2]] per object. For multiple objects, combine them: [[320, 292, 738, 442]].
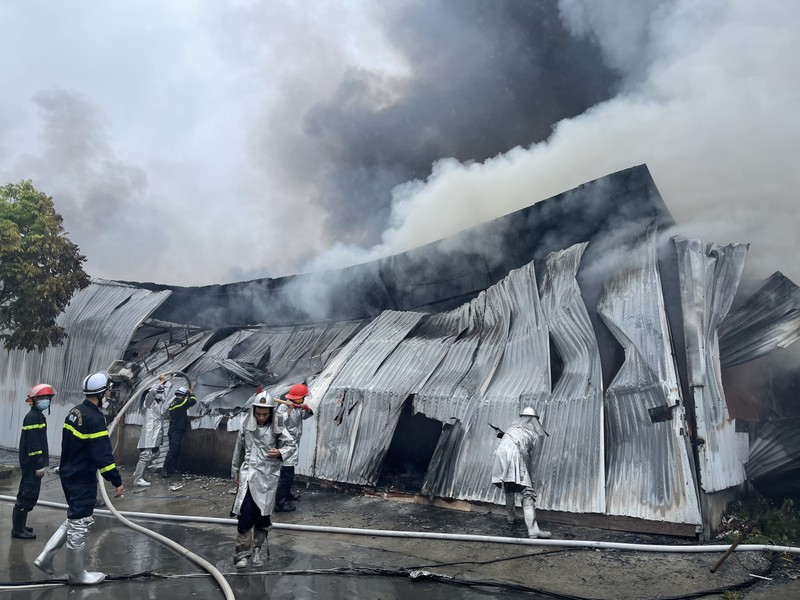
[[285, 383, 309, 401], [28, 384, 55, 400]]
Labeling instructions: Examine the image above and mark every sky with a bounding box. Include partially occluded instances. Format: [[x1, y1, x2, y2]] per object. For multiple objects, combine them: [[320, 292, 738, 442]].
[[1, 0, 798, 292]]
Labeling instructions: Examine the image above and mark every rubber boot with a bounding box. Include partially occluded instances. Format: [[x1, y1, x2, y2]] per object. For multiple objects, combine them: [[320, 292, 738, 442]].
[[251, 528, 268, 567], [132, 455, 151, 487], [11, 506, 36, 539], [504, 492, 516, 524], [234, 530, 251, 569], [35, 522, 68, 574], [66, 547, 105, 585], [522, 496, 551, 539]]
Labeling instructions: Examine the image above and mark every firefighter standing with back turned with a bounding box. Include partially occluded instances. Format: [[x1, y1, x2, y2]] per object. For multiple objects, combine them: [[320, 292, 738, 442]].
[[491, 406, 551, 539], [11, 384, 54, 540], [162, 385, 197, 477]]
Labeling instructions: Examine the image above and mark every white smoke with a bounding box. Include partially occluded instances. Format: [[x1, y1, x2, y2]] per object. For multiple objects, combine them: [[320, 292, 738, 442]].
[[309, 0, 800, 289], [1, 1, 797, 290]]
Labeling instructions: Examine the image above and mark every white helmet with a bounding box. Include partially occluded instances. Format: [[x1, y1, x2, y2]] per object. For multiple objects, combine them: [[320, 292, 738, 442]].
[[83, 371, 112, 396], [520, 406, 538, 418], [175, 385, 189, 397], [253, 390, 277, 409]]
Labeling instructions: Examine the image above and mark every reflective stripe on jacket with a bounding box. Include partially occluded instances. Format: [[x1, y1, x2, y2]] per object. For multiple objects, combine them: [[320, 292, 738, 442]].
[[60, 399, 122, 488], [19, 406, 49, 471], [167, 394, 197, 433]]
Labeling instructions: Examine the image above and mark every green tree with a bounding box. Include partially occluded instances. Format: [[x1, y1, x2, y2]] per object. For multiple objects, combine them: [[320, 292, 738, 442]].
[[0, 180, 89, 352]]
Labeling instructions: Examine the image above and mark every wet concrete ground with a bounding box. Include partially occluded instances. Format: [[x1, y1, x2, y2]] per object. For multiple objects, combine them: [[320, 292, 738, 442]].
[[0, 463, 546, 599], [2, 455, 800, 599]]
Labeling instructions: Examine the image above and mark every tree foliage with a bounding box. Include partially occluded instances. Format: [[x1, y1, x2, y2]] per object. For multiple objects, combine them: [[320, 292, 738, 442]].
[[0, 180, 90, 352]]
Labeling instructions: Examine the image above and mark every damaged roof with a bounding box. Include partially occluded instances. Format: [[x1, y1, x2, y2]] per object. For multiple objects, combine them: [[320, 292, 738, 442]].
[[3, 164, 800, 536]]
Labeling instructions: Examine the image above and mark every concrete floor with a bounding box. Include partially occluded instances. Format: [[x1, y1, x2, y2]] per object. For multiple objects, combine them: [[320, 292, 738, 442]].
[[0, 465, 543, 599], [2, 456, 800, 600]]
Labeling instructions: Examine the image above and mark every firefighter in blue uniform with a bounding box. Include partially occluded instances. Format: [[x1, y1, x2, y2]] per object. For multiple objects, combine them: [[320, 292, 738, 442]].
[[162, 385, 197, 477], [11, 384, 54, 540], [34, 371, 125, 585]]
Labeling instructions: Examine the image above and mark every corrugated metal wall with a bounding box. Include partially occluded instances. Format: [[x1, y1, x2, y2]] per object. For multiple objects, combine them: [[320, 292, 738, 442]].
[[599, 231, 701, 525], [3, 233, 781, 531], [675, 238, 750, 494], [0, 280, 170, 454]]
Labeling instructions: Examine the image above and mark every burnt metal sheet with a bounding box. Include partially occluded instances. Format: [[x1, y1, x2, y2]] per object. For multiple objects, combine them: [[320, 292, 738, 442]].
[[599, 232, 701, 524], [746, 417, 800, 480], [313, 311, 425, 483], [6, 166, 755, 533], [719, 272, 800, 368], [0, 280, 170, 454], [537, 243, 605, 514], [142, 165, 674, 328], [419, 262, 550, 504], [675, 238, 750, 494]]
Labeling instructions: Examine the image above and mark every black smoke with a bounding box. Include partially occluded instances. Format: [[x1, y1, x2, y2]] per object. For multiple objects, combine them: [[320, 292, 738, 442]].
[[295, 1, 621, 245]]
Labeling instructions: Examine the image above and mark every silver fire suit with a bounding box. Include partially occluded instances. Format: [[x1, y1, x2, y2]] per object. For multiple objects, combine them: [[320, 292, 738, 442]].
[[491, 415, 546, 491], [230, 412, 296, 517], [138, 382, 167, 450]]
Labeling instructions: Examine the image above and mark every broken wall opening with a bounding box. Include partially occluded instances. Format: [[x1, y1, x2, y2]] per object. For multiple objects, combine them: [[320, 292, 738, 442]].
[[377, 397, 441, 493]]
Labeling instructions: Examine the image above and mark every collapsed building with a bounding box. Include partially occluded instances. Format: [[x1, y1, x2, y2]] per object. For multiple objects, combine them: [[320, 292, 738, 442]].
[[2, 164, 799, 539]]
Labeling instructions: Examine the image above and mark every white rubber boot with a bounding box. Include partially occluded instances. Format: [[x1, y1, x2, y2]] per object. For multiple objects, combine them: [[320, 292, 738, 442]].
[[522, 495, 551, 539], [65, 516, 105, 585], [66, 547, 105, 585], [34, 522, 68, 574]]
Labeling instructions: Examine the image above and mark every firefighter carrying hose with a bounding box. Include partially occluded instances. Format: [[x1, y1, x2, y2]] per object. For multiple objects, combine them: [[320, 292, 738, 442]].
[[34, 371, 125, 585], [11, 384, 54, 540]]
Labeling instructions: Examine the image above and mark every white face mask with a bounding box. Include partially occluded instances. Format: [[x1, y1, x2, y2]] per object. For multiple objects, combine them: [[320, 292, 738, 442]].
[[36, 399, 51, 411]]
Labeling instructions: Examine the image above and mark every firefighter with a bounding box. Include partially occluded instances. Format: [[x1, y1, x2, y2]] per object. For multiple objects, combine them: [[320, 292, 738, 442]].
[[132, 374, 168, 487], [230, 391, 296, 569], [275, 383, 314, 512], [11, 384, 54, 540], [34, 371, 125, 585], [161, 385, 197, 477], [491, 406, 551, 539]]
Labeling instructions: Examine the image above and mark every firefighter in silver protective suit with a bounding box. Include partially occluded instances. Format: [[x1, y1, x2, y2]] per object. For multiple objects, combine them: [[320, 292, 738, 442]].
[[132, 375, 168, 487], [491, 406, 551, 539], [34, 371, 125, 585], [230, 391, 296, 569]]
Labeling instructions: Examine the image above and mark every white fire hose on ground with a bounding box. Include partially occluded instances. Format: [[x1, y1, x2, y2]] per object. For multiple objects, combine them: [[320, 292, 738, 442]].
[[4, 495, 800, 556]]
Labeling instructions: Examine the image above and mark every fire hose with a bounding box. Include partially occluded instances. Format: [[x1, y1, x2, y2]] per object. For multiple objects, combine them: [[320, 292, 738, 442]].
[[100, 370, 236, 600]]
